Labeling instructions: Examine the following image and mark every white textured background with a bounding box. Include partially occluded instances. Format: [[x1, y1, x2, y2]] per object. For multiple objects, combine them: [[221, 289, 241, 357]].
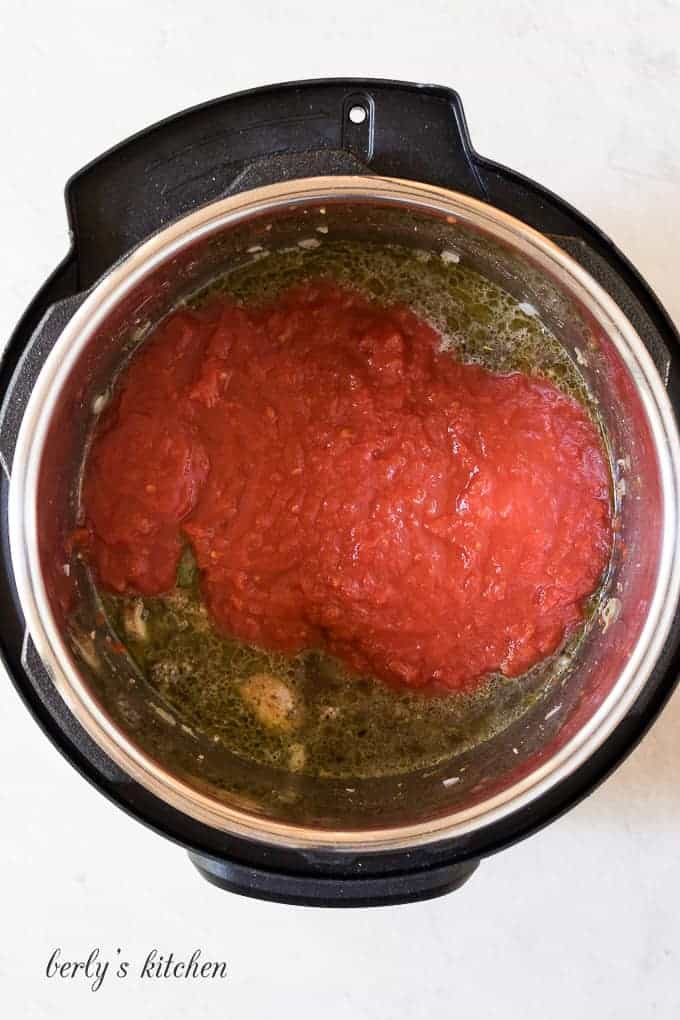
[[1, 2, 679, 1017]]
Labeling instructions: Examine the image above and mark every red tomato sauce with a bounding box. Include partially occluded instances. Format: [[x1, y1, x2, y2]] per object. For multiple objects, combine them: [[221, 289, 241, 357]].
[[82, 282, 611, 691]]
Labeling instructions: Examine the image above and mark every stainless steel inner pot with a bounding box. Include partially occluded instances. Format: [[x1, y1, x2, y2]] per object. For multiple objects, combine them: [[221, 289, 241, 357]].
[[8, 176, 680, 851]]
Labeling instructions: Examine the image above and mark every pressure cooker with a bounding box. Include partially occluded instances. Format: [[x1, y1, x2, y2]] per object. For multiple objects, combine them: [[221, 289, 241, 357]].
[[1, 79, 679, 906]]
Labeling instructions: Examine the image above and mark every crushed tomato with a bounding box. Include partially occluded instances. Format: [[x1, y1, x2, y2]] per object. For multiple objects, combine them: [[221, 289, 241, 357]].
[[82, 282, 611, 691]]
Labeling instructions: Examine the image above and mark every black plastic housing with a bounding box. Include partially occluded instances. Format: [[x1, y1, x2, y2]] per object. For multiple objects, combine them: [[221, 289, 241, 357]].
[[1, 79, 679, 907]]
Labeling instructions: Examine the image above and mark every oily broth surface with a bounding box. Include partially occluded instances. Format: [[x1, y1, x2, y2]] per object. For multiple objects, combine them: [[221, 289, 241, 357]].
[[197, 240, 590, 400], [96, 241, 607, 779]]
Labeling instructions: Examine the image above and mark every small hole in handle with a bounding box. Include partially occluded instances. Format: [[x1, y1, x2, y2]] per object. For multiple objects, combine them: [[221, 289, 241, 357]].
[[348, 105, 367, 125]]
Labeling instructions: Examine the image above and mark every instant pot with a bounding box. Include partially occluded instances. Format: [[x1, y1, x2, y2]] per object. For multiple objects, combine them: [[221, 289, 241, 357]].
[[1, 79, 679, 906]]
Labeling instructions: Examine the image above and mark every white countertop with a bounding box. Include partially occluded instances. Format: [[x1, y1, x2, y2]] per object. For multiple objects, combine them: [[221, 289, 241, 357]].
[[1, 2, 679, 1016]]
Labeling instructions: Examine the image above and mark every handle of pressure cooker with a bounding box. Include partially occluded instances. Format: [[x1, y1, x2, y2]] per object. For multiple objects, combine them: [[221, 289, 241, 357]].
[[188, 850, 480, 907], [0, 291, 88, 476], [64, 80, 488, 289], [0, 291, 86, 673], [0, 289, 129, 783]]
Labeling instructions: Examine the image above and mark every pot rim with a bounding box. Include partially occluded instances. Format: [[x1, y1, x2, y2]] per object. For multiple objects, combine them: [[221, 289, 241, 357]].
[[9, 175, 680, 852]]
